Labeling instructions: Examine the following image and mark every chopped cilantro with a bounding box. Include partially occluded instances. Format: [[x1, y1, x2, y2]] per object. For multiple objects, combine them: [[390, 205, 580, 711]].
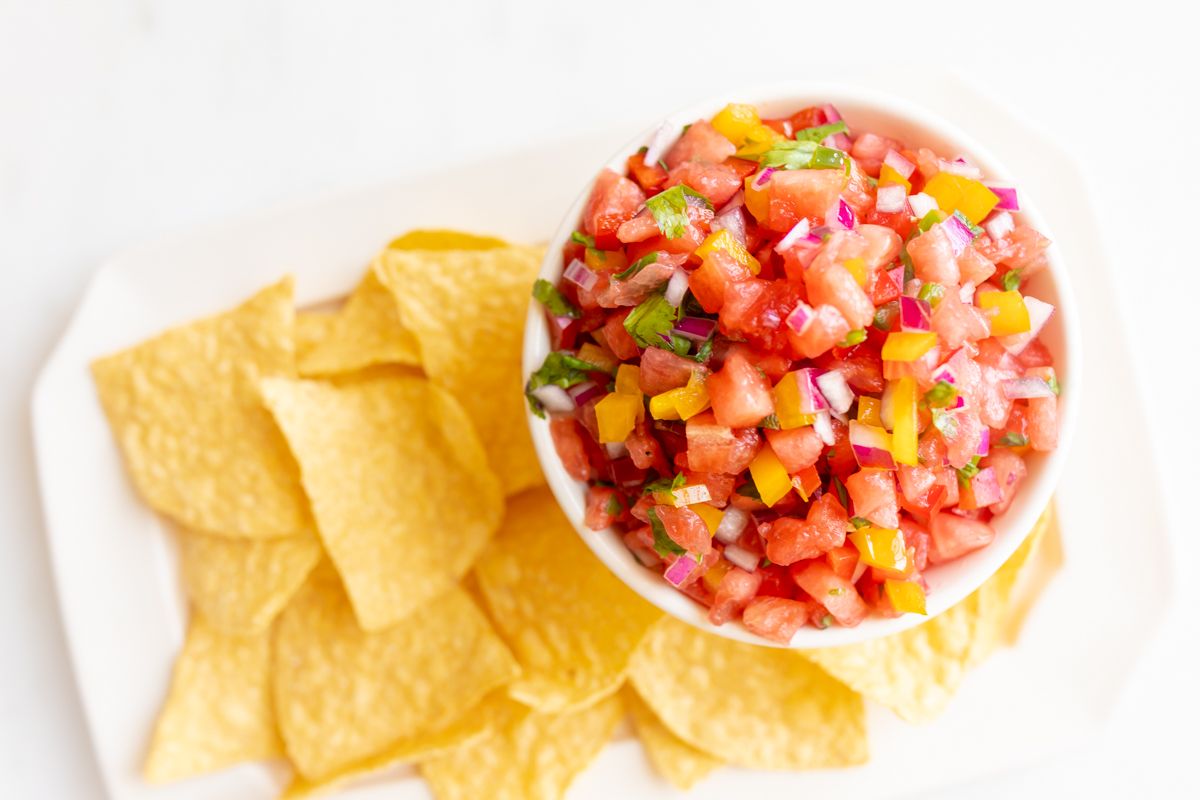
[[873, 301, 898, 331], [524, 351, 594, 417], [924, 380, 958, 409], [838, 329, 867, 348], [643, 472, 687, 496], [918, 209, 946, 232], [1047, 374, 1061, 395], [685, 337, 714, 364], [604, 494, 624, 517], [830, 476, 849, 510], [668, 333, 692, 357], [953, 210, 984, 237], [817, 613, 834, 629], [614, 251, 659, 281], [752, 139, 847, 171], [997, 432, 1029, 447], [623, 292, 680, 349], [794, 120, 848, 143], [761, 556, 772, 568], [647, 506, 686, 558], [1001, 269, 1022, 291], [850, 516, 872, 529], [956, 456, 982, 487], [735, 482, 762, 501], [570, 231, 595, 249], [828, 587, 845, 597], [901, 248, 915, 284], [645, 185, 711, 239], [931, 407, 958, 439], [760, 413, 781, 430], [658, 159, 669, 172], [917, 282, 945, 305], [532, 279, 580, 319]]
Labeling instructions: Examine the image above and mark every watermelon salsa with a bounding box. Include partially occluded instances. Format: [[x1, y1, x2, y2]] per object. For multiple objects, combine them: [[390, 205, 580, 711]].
[[526, 101, 1060, 644]]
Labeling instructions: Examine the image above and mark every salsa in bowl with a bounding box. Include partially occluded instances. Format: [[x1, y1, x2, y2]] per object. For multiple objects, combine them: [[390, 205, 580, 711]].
[[523, 86, 1078, 648]]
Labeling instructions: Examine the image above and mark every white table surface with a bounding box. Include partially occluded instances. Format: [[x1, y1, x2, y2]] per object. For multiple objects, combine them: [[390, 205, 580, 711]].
[[2, 1, 1195, 797]]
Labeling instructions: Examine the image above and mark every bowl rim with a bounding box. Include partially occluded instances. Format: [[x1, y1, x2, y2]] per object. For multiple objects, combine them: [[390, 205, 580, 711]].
[[522, 80, 1082, 649]]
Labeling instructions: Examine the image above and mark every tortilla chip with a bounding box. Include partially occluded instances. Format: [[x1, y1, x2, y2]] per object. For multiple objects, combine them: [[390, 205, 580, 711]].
[[92, 278, 308, 539], [296, 271, 421, 377], [374, 245, 546, 496], [272, 564, 519, 782], [624, 688, 722, 790], [294, 310, 337, 364], [143, 615, 280, 782], [802, 507, 1054, 723], [474, 487, 661, 712], [388, 229, 508, 251], [629, 617, 867, 770], [419, 690, 622, 800], [177, 526, 322, 636], [281, 691, 514, 799], [1002, 503, 1063, 644], [261, 373, 502, 630]]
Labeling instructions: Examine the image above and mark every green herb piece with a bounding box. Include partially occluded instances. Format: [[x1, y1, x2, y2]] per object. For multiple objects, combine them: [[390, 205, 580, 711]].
[[955, 455, 982, 488], [623, 292, 681, 349], [532, 279, 580, 319], [604, 494, 624, 517], [760, 414, 781, 430], [794, 120, 848, 143], [918, 209, 946, 232], [817, 613, 834, 629], [686, 337, 714, 364], [735, 482, 762, 502], [838, 329, 867, 348], [570, 231, 595, 249], [524, 351, 595, 417], [901, 248, 915, 284], [850, 516, 872, 529], [644, 185, 711, 239], [924, 380, 958, 409], [668, 333, 691, 357], [760, 556, 773, 568], [1002, 269, 1022, 291], [1047, 374, 1061, 396], [831, 476, 849, 510], [917, 282, 945, 305], [997, 432, 1029, 448], [643, 472, 687, 496], [873, 301, 898, 331], [931, 408, 959, 439], [647, 506, 686, 558], [752, 139, 847, 171], [614, 251, 660, 281]]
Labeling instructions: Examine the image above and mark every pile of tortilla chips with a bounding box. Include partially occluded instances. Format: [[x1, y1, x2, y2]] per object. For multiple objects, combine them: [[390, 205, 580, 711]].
[[91, 229, 1062, 799]]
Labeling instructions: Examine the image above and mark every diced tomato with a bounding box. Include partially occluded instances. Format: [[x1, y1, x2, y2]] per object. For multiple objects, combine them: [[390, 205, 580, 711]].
[[931, 288, 990, 350], [550, 418, 595, 482], [907, 225, 960, 285], [719, 279, 804, 353], [707, 567, 763, 625], [786, 304, 851, 359], [706, 351, 775, 428], [763, 494, 848, 565], [792, 561, 868, 627], [766, 169, 848, 233], [685, 412, 762, 474], [742, 596, 811, 643], [844, 469, 900, 529], [639, 345, 699, 396], [866, 263, 901, 306], [928, 512, 995, 564], [583, 168, 645, 248], [958, 245, 996, 286], [788, 106, 827, 131], [764, 427, 824, 473], [984, 448, 1027, 514], [690, 249, 754, 313], [599, 309, 641, 361], [1024, 367, 1059, 452], [1016, 338, 1054, 369], [584, 485, 622, 530], [755, 565, 795, 598], [825, 419, 857, 480], [667, 161, 743, 207], [655, 505, 713, 555], [665, 119, 737, 168], [625, 152, 667, 193]]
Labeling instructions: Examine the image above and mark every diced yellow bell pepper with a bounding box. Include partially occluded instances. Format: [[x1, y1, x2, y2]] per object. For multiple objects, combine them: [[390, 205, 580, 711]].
[[978, 290, 1032, 336], [650, 373, 710, 422], [649, 389, 682, 421], [749, 443, 792, 507], [710, 103, 761, 147], [884, 579, 927, 615], [857, 396, 883, 427], [734, 123, 785, 159], [615, 364, 641, 395], [694, 229, 761, 275], [656, 483, 713, 508], [773, 372, 818, 430], [701, 558, 730, 593], [849, 526, 910, 577], [882, 332, 938, 362], [743, 174, 770, 223], [691, 503, 725, 534], [922, 172, 1000, 225], [843, 257, 868, 287], [595, 392, 641, 444], [890, 377, 918, 466], [878, 164, 912, 193], [578, 342, 618, 374]]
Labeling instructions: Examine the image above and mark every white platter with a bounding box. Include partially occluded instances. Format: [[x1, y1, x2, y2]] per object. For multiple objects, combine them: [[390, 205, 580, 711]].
[[32, 81, 1172, 800]]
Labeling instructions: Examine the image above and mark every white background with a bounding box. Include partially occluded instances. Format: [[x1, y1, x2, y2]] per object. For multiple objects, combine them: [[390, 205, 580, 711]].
[[1, 1, 1195, 797]]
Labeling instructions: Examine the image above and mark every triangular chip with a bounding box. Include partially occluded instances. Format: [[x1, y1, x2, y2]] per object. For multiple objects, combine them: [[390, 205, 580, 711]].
[[624, 688, 722, 790], [296, 271, 421, 377], [143, 615, 280, 782], [474, 487, 661, 712], [374, 245, 546, 496], [272, 565, 519, 782], [419, 690, 622, 800], [294, 310, 337, 365], [629, 617, 867, 770], [1002, 503, 1063, 644], [802, 506, 1054, 723], [92, 277, 308, 539], [387, 228, 508, 251], [262, 373, 502, 630], [177, 525, 322, 636]]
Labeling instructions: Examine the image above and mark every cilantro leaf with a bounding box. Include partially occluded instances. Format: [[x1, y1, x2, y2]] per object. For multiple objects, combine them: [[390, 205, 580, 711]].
[[917, 282, 945, 305], [830, 476, 849, 510], [687, 337, 714, 364], [524, 351, 594, 417], [955, 455, 982, 487], [1002, 269, 1022, 291], [794, 120, 848, 143], [605, 494, 624, 517], [643, 472, 686, 496], [532, 279, 580, 319], [1047, 374, 1061, 396], [645, 185, 712, 239], [850, 516, 872, 529], [570, 231, 596, 249], [614, 252, 660, 281], [647, 506, 686, 558], [931, 408, 959, 438], [623, 292, 680, 349], [735, 482, 762, 501], [924, 380, 958, 409], [760, 413, 781, 430], [997, 432, 1028, 447], [753, 140, 847, 171], [837, 329, 867, 348]]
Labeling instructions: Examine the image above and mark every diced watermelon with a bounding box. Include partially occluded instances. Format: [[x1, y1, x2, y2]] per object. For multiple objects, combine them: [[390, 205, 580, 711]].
[[667, 161, 743, 207], [787, 304, 851, 359], [931, 288, 990, 350], [625, 418, 671, 475], [706, 351, 775, 428], [550, 418, 594, 482], [851, 132, 905, 177], [766, 169, 848, 233], [655, 505, 713, 555], [805, 260, 876, 329], [907, 225, 960, 285], [792, 561, 868, 627], [639, 345, 699, 396], [685, 411, 762, 473], [763, 427, 824, 473], [690, 249, 753, 313], [763, 494, 848, 564], [742, 596, 811, 643], [625, 153, 668, 193], [1024, 366, 1059, 452], [664, 119, 737, 169], [845, 469, 900, 529], [984, 448, 1027, 514], [584, 485, 622, 530], [928, 512, 995, 564], [583, 168, 646, 247], [707, 567, 763, 625], [600, 309, 641, 361]]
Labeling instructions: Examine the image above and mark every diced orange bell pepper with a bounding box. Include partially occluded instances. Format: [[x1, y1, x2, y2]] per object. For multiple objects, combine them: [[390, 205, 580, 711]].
[[595, 392, 641, 443], [857, 396, 883, 427], [882, 332, 938, 362], [849, 527, 910, 578], [749, 443, 792, 507], [578, 342, 618, 374], [694, 229, 761, 275], [978, 290, 1032, 336], [710, 103, 761, 147], [890, 377, 919, 466], [884, 579, 927, 615], [878, 164, 912, 193]]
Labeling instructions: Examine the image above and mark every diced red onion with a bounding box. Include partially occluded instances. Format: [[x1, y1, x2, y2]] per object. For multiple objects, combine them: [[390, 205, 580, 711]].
[[908, 192, 938, 219], [775, 219, 811, 253], [672, 316, 717, 342], [986, 185, 1020, 210], [795, 368, 828, 414], [604, 441, 628, 459], [977, 427, 991, 457], [884, 149, 916, 179], [714, 507, 749, 544], [939, 158, 983, 179], [813, 411, 835, 446], [820, 103, 843, 123], [718, 190, 745, 213], [999, 296, 1055, 355], [755, 167, 777, 188], [567, 381, 604, 407], [531, 384, 574, 413], [1002, 376, 1056, 399], [941, 214, 974, 257], [816, 370, 855, 415], [828, 198, 856, 229], [899, 296, 932, 332], [983, 210, 1015, 241], [551, 315, 574, 333], [971, 467, 1003, 506], [852, 443, 896, 470], [849, 420, 896, 469], [563, 258, 598, 291], [664, 268, 689, 308], [723, 543, 759, 572], [664, 555, 698, 587], [712, 206, 747, 247], [786, 301, 815, 335], [876, 184, 907, 214], [888, 266, 905, 293], [643, 120, 679, 168]]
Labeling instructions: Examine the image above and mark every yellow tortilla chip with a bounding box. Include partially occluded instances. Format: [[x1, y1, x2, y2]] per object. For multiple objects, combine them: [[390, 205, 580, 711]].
[[629, 617, 867, 770], [624, 688, 722, 790], [474, 487, 661, 712], [294, 310, 337, 364], [374, 245, 546, 496], [272, 564, 519, 782], [802, 507, 1054, 723], [92, 278, 309, 539], [296, 270, 421, 376], [177, 526, 322, 636], [419, 690, 622, 800], [1002, 503, 1063, 644], [388, 228, 508, 251], [281, 691, 514, 799], [143, 615, 280, 782], [261, 373, 502, 630]]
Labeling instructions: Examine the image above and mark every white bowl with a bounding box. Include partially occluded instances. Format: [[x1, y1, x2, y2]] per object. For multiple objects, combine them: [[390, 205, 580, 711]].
[[522, 82, 1081, 649]]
